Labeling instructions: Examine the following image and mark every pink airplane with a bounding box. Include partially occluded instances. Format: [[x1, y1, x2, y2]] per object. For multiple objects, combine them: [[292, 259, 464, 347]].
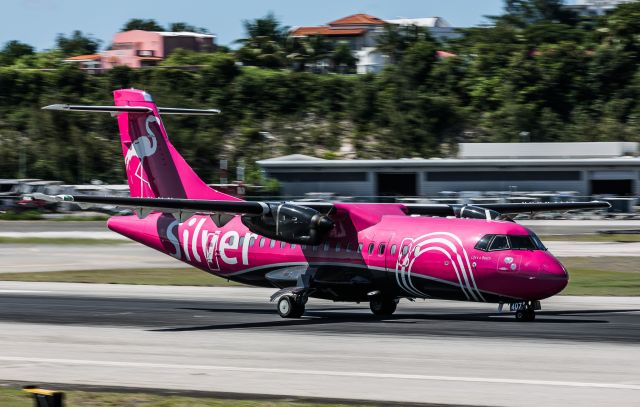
[[37, 89, 609, 321]]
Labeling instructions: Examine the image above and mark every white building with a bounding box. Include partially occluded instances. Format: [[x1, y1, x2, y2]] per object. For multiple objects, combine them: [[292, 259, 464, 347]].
[[289, 13, 461, 75], [568, 0, 635, 16], [258, 142, 640, 198]]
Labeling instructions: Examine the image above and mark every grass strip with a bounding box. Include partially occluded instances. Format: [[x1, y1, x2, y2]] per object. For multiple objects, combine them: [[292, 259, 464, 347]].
[[0, 267, 244, 286], [0, 237, 126, 245], [541, 234, 640, 242], [561, 269, 640, 296], [0, 387, 376, 407]]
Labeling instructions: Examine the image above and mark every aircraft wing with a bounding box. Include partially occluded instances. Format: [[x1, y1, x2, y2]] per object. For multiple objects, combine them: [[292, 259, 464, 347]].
[[401, 201, 610, 217], [30, 193, 610, 219]]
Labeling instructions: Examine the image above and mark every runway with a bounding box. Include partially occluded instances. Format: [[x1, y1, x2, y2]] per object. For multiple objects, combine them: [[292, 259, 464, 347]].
[[0, 282, 638, 406]]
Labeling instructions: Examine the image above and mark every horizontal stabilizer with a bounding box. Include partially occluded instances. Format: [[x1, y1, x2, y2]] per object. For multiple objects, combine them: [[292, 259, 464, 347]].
[[42, 104, 220, 115], [29, 194, 269, 216]]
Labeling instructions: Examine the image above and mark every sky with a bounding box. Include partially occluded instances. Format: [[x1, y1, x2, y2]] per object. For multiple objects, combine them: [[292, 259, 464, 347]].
[[0, 0, 509, 51]]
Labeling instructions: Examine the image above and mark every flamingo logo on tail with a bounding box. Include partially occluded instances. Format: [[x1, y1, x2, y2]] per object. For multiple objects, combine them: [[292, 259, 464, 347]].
[[124, 115, 158, 197]]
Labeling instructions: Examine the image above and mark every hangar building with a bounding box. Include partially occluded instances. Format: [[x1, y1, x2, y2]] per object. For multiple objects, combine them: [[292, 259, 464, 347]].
[[257, 142, 640, 198]]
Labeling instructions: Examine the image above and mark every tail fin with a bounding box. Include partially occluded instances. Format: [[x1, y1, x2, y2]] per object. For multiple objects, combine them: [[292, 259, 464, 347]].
[[112, 89, 239, 200]]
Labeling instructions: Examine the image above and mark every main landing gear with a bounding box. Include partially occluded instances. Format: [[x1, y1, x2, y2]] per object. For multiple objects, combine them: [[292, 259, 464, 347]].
[[369, 297, 398, 317], [276, 294, 307, 318]]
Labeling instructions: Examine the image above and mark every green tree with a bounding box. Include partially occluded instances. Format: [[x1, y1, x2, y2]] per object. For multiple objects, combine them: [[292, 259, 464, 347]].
[[121, 18, 165, 32], [168, 22, 210, 34], [500, 0, 578, 27], [331, 42, 356, 73], [236, 13, 288, 68], [0, 40, 34, 66], [55, 30, 101, 56]]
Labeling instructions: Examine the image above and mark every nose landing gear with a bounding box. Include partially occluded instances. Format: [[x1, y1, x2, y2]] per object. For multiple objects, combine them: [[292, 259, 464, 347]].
[[515, 307, 536, 321], [510, 300, 540, 322]]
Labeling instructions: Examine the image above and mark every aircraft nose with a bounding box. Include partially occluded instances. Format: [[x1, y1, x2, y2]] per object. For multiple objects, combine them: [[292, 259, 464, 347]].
[[537, 256, 569, 296]]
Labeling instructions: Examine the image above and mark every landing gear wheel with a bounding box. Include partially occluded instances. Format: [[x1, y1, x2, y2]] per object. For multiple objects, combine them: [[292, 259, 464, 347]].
[[515, 308, 536, 322], [277, 295, 305, 318], [369, 297, 397, 316]]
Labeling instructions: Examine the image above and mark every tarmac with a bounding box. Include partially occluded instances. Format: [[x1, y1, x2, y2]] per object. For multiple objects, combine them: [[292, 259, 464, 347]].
[[0, 282, 638, 407]]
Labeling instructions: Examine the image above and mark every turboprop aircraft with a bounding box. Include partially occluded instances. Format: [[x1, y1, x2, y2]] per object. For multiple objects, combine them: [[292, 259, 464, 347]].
[[33, 89, 610, 321]]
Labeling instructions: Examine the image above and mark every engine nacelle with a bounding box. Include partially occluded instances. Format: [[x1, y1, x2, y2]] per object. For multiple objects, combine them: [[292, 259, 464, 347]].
[[451, 205, 501, 220], [241, 203, 334, 245]]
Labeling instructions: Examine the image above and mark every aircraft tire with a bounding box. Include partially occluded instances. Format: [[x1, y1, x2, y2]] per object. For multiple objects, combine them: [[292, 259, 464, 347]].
[[369, 297, 397, 316], [277, 295, 305, 318], [515, 309, 535, 322]]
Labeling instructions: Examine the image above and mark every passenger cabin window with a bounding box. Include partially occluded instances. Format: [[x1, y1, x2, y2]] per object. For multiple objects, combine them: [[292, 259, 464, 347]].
[[291, 243, 297, 249], [249, 236, 256, 247], [358, 243, 363, 253], [345, 243, 352, 252], [368, 242, 375, 255], [260, 238, 266, 248], [324, 242, 330, 251], [270, 240, 276, 249], [238, 236, 244, 248], [402, 245, 409, 256], [390, 244, 397, 255], [335, 242, 341, 252], [378, 243, 386, 255], [489, 235, 510, 251], [280, 241, 286, 249]]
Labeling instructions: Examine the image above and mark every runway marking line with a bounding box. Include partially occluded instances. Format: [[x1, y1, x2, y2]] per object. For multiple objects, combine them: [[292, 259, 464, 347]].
[[0, 290, 52, 294], [0, 356, 638, 391]]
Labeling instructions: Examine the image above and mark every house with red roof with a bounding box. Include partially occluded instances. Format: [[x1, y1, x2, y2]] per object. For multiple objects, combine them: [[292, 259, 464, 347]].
[[290, 13, 460, 74]]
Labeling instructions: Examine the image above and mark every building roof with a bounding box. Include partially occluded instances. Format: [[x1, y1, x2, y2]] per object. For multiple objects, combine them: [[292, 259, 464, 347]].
[[64, 54, 101, 61], [258, 143, 640, 169], [261, 154, 325, 162], [155, 31, 215, 38], [328, 13, 386, 26], [386, 17, 452, 28], [258, 157, 640, 169], [436, 50, 457, 58], [290, 26, 367, 37], [458, 142, 638, 159]]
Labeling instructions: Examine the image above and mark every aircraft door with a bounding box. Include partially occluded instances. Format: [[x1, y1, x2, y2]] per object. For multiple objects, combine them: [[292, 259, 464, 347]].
[[369, 230, 395, 271]]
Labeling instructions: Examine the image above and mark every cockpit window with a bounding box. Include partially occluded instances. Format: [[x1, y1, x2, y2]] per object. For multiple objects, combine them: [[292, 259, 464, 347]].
[[489, 235, 510, 251], [474, 234, 494, 251], [529, 232, 547, 251], [477, 234, 546, 252], [509, 235, 536, 250]]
